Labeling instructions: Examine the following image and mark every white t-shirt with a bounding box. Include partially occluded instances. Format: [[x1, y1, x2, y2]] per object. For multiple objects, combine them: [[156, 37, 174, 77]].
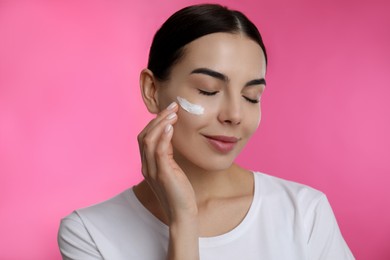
[[58, 172, 355, 259]]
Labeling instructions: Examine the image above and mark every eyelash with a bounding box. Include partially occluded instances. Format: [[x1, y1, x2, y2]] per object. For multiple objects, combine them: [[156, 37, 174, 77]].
[[198, 89, 219, 96], [244, 97, 260, 104], [198, 89, 260, 104]]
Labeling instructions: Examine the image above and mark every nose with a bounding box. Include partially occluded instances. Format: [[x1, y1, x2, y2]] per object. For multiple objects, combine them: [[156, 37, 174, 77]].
[[217, 95, 242, 125]]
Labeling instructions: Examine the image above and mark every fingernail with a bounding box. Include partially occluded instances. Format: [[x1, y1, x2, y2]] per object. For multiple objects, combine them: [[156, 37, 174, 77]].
[[165, 124, 172, 133], [166, 113, 177, 120], [167, 102, 177, 111]]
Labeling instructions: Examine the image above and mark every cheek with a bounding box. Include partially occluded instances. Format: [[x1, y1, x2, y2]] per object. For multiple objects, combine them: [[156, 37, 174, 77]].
[[175, 91, 218, 118], [176, 96, 205, 115], [171, 112, 198, 158], [255, 109, 262, 128], [244, 108, 261, 136], [171, 104, 213, 148], [173, 107, 209, 133]]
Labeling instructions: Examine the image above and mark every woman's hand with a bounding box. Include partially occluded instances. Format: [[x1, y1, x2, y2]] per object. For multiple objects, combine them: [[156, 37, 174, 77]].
[[137, 101, 198, 224], [138, 101, 200, 259]]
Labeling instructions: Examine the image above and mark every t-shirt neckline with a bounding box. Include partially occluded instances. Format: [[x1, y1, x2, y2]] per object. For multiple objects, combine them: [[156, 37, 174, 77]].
[[127, 171, 261, 248]]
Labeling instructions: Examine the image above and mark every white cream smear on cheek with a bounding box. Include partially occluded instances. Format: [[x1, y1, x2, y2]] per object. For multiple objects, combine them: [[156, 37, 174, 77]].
[[176, 96, 204, 115]]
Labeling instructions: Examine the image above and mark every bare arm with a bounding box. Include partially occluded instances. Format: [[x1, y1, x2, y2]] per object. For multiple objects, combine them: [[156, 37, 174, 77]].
[[168, 217, 199, 260]]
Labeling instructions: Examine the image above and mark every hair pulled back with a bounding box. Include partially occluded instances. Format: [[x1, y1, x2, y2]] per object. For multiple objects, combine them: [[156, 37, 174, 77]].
[[147, 4, 268, 81]]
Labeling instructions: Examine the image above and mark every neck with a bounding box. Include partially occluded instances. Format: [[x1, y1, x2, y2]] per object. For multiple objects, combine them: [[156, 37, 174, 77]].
[[133, 158, 253, 226], [173, 152, 246, 203]]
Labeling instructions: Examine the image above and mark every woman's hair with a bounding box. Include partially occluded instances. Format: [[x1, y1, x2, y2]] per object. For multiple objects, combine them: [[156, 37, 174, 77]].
[[147, 3, 268, 81]]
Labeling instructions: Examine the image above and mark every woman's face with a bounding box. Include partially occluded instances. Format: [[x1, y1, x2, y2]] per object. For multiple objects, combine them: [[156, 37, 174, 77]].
[[156, 32, 267, 172]]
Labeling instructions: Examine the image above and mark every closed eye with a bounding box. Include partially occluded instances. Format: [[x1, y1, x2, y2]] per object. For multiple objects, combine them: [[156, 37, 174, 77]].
[[199, 89, 260, 103], [243, 96, 260, 104], [198, 89, 219, 96]]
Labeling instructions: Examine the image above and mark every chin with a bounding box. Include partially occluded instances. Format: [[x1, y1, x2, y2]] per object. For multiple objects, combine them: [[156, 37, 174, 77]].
[[197, 159, 234, 172]]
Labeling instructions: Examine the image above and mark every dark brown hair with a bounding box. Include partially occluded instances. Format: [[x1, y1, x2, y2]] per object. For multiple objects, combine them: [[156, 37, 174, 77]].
[[147, 3, 267, 81]]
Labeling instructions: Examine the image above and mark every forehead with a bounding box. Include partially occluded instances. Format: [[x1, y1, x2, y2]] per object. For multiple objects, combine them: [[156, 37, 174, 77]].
[[173, 32, 266, 78]]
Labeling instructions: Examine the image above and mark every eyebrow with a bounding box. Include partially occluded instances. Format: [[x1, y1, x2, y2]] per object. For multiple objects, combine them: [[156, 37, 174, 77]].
[[190, 67, 266, 87]]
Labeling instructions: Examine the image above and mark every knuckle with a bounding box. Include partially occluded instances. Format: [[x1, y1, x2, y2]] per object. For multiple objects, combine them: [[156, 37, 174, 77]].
[[142, 136, 153, 147], [137, 133, 143, 142]]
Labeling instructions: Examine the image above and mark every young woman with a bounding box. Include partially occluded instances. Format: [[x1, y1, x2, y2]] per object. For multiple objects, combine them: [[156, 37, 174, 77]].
[[58, 4, 354, 259]]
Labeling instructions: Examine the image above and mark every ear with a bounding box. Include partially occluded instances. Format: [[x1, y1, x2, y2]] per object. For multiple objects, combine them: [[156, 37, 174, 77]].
[[139, 68, 160, 114]]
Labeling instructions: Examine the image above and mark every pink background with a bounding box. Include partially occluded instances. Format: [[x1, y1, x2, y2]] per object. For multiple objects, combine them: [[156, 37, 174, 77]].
[[1, 0, 389, 259]]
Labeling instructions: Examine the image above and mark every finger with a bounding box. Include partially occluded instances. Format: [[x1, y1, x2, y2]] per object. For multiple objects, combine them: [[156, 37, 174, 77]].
[[137, 102, 178, 143], [137, 102, 178, 156], [142, 114, 177, 178], [141, 111, 178, 180], [141, 146, 148, 178], [154, 124, 175, 182]]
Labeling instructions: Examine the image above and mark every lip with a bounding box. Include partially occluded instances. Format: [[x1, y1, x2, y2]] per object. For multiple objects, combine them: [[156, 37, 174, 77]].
[[203, 135, 239, 153]]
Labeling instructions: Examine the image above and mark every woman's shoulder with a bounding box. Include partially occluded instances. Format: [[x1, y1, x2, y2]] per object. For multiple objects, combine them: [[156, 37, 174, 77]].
[[58, 187, 162, 255], [58, 188, 168, 258], [252, 171, 326, 209], [70, 188, 140, 218], [251, 171, 355, 259], [62, 188, 139, 223]]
